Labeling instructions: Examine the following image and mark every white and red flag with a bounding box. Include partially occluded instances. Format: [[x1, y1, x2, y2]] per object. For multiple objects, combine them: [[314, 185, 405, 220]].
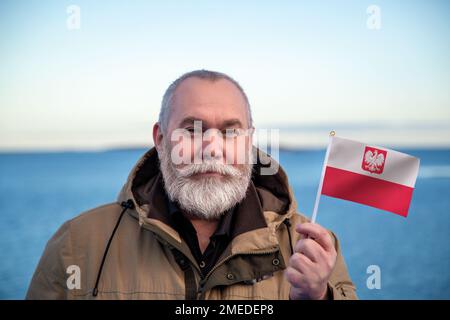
[[312, 135, 420, 219]]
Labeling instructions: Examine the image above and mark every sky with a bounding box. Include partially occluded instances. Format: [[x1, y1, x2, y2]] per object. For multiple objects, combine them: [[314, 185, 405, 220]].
[[0, 0, 449, 150]]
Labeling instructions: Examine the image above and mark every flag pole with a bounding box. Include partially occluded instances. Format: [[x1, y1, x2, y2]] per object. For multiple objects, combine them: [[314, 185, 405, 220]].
[[311, 131, 335, 223]]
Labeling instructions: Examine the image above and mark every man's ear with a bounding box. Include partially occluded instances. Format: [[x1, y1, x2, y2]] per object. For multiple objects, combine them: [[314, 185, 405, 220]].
[[249, 126, 255, 143], [247, 126, 255, 148], [152, 122, 163, 151]]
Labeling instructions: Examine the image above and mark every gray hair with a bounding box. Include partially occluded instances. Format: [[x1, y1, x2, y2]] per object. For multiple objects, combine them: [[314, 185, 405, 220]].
[[158, 69, 253, 133]]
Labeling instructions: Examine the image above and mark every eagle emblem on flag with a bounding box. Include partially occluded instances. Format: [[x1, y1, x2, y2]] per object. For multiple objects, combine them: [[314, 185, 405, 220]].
[[362, 146, 387, 174]]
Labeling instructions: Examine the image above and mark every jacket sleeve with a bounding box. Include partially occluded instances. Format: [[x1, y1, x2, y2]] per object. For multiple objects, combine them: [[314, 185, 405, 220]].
[[26, 221, 73, 300], [326, 231, 358, 300]]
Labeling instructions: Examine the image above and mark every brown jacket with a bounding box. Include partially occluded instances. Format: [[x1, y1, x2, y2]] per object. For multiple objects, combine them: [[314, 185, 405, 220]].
[[26, 147, 357, 300]]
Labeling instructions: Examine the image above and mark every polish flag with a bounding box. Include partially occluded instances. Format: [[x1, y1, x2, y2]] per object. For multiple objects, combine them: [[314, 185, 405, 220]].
[[319, 136, 420, 217]]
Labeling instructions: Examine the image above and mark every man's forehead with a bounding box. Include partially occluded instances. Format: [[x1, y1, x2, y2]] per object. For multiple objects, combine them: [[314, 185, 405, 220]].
[[169, 77, 248, 127], [172, 77, 246, 107]]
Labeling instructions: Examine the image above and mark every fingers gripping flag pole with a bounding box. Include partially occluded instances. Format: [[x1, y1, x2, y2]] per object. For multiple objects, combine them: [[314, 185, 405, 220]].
[[310, 131, 335, 223], [311, 132, 420, 223]]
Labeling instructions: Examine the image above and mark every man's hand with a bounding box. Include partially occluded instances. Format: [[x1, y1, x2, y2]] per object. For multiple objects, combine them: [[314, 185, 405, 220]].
[[285, 222, 337, 300]]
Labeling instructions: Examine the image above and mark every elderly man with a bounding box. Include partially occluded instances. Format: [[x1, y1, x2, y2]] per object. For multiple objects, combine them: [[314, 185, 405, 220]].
[[26, 70, 357, 300]]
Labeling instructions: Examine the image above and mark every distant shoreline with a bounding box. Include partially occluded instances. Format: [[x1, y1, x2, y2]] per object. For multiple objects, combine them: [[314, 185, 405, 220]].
[[2, 124, 450, 153], [1, 144, 450, 155]]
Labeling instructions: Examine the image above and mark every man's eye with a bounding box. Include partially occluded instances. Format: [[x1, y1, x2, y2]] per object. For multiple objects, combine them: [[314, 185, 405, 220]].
[[224, 128, 241, 137], [186, 127, 195, 133]]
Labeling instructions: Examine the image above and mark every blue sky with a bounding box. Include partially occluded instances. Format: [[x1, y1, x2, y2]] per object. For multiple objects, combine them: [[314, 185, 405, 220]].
[[1, 0, 449, 150]]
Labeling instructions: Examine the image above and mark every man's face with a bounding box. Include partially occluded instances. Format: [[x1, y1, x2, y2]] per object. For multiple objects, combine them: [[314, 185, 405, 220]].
[[154, 77, 254, 220], [166, 77, 252, 167]]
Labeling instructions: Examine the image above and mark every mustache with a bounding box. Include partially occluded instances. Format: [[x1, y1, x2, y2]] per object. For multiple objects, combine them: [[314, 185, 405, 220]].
[[175, 160, 243, 178]]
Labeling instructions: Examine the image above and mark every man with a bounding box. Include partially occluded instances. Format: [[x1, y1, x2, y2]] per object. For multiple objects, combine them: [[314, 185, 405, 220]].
[[26, 70, 357, 300]]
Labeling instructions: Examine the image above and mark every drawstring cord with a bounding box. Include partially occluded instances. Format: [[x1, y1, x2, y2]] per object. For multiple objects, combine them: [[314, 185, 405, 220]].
[[92, 199, 135, 297], [283, 218, 294, 256]]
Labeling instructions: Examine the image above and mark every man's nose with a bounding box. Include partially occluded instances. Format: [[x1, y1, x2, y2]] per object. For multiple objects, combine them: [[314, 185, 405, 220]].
[[203, 130, 224, 160]]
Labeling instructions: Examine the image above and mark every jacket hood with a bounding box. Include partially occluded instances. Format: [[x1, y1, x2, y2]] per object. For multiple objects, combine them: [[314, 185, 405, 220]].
[[117, 146, 299, 229]]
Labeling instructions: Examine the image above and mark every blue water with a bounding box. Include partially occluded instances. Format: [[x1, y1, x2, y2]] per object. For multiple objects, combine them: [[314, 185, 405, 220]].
[[0, 148, 449, 299]]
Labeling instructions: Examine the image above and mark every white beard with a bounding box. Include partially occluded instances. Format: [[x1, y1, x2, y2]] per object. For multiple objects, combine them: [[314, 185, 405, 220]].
[[158, 140, 253, 220]]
